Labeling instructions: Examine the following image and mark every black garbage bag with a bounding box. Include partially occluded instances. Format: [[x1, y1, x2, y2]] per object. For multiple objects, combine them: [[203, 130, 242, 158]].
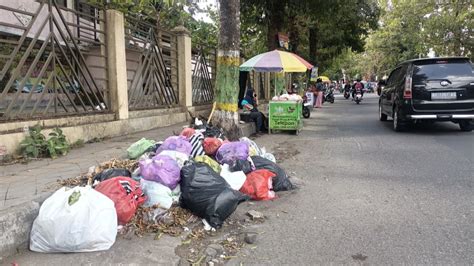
[[229, 159, 252, 174], [93, 168, 131, 183], [251, 156, 295, 191], [203, 126, 225, 140], [180, 162, 249, 228]]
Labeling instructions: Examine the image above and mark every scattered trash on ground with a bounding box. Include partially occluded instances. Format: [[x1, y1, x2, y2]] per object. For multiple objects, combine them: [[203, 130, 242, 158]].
[[352, 253, 368, 261], [40, 117, 296, 257], [246, 210, 265, 220]]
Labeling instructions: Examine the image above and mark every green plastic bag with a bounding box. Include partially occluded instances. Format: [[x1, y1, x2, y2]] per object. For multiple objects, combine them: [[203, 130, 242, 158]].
[[127, 138, 156, 159], [195, 155, 221, 173]]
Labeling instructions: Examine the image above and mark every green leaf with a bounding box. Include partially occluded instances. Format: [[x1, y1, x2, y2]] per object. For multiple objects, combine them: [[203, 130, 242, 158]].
[[68, 191, 81, 206]]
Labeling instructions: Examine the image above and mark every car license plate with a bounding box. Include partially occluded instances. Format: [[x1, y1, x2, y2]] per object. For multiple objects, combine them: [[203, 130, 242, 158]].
[[431, 92, 456, 100]]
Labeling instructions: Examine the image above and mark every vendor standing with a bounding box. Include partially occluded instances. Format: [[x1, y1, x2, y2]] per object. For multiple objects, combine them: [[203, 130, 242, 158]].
[[241, 88, 267, 134], [314, 78, 324, 108]]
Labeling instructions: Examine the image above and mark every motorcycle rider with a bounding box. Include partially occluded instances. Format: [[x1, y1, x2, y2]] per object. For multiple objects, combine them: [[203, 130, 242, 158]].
[[344, 81, 351, 97], [352, 78, 364, 99]]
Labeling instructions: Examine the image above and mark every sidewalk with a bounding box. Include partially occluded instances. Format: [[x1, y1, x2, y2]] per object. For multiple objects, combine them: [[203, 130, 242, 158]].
[[0, 122, 188, 210]]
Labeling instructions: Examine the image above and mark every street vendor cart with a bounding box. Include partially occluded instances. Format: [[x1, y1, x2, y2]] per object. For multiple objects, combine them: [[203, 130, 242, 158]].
[[268, 100, 303, 135], [239, 49, 313, 135]]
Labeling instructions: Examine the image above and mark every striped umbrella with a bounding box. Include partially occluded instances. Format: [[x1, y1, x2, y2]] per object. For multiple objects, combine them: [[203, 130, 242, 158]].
[[240, 50, 313, 72]]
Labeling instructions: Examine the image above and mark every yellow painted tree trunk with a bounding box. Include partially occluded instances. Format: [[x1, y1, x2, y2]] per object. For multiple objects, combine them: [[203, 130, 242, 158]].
[[212, 0, 241, 140]]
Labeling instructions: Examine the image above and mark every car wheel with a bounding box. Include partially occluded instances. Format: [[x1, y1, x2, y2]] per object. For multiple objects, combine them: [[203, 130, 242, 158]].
[[459, 121, 473, 132], [393, 108, 404, 132], [379, 104, 387, 121]]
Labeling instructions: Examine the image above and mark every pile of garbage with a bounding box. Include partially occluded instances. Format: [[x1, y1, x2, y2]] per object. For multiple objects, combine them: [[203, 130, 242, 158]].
[[29, 120, 295, 253]]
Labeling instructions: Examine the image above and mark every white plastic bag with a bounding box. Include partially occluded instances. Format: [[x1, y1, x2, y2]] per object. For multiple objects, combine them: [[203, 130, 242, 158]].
[[220, 164, 247, 190], [263, 152, 276, 163], [140, 179, 173, 209], [240, 137, 263, 156], [30, 186, 117, 253], [158, 150, 189, 168], [240, 138, 277, 163], [170, 184, 181, 203]]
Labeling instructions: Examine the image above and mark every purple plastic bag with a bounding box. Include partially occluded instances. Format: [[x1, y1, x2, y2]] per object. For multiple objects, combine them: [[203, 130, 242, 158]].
[[139, 155, 181, 189], [216, 142, 249, 165], [156, 136, 193, 156]]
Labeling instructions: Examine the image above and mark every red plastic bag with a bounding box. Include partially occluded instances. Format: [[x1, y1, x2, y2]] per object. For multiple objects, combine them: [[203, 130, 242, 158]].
[[203, 137, 223, 156], [180, 128, 195, 139], [95, 176, 146, 225], [240, 170, 276, 201]]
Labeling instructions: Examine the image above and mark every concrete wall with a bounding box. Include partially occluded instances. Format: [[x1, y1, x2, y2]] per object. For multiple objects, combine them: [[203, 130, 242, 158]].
[[0, 0, 101, 43], [0, 104, 212, 157]]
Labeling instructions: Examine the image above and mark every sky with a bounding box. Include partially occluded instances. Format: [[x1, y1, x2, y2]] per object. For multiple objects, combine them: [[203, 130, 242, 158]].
[[192, 0, 217, 23]]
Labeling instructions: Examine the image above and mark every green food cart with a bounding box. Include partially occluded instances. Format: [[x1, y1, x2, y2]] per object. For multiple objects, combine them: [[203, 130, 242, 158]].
[[239, 50, 313, 135], [268, 100, 303, 135]]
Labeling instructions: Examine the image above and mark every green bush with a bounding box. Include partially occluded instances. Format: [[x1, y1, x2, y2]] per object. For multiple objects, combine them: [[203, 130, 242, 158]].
[[20, 125, 70, 159]]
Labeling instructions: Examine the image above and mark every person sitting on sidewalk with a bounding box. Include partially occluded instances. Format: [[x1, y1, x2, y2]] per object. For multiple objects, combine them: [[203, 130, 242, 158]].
[[241, 88, 267, 133]]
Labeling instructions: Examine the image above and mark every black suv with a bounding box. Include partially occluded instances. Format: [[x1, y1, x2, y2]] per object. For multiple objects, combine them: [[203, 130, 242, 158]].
[[379, 57, 474, 131]]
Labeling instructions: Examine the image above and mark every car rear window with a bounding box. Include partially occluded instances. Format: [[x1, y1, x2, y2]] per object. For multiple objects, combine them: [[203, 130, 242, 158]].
[[413, 60, 474, 83]]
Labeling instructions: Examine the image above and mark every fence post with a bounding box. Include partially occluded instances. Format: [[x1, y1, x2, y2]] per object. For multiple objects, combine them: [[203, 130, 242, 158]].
[[106, 10, 129, 120], [172, 26, 192, 107]]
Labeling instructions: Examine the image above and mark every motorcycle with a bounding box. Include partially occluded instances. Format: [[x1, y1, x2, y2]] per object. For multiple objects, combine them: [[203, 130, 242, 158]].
[[302, 92, 314, 118], [354, 88, 363, 104], [343, 90, 350, 99], [324, 88, 335, 104]]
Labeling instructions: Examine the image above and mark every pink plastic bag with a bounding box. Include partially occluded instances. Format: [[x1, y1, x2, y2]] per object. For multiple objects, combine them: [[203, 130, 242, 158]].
[[216, 142, 249, 165], [139, 155, 181, 189], [156, 136, 193, 156], [180, 128, 196, 139]]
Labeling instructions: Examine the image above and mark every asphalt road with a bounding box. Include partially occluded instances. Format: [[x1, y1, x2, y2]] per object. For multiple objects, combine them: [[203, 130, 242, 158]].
[[241, 93, 474, 264]]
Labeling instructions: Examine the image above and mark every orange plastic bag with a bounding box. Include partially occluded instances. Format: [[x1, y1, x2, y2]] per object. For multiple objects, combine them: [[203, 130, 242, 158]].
[[240, 170, 276, 201], [95, 176, 146, 225], [203, 137, 223, 156]]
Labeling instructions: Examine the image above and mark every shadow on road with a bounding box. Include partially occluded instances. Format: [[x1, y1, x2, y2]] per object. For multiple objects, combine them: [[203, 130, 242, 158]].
[[378, 119, 471, 136]]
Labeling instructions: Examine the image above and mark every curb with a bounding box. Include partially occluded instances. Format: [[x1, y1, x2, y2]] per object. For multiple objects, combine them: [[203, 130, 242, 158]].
[[0, 199, 41, 262]]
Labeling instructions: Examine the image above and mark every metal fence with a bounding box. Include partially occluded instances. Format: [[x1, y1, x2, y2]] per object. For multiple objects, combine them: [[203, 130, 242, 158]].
[[0, 0, 109, 122], [192, 45, 216, 105], [124, 15, 179, 110]]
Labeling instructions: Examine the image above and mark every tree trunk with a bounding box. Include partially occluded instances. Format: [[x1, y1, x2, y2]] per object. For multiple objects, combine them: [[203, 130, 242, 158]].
[[308, 26, 318, 65], [288, 14, 299, 53], [212, 0, 241, 140], [266, 0, 285, 51]]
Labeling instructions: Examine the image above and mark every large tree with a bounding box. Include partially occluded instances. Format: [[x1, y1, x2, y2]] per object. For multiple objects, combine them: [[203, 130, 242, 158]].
[[324, 0, 474, 81], [240, 0, 379, 68], [212, 0, 241, 140]]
